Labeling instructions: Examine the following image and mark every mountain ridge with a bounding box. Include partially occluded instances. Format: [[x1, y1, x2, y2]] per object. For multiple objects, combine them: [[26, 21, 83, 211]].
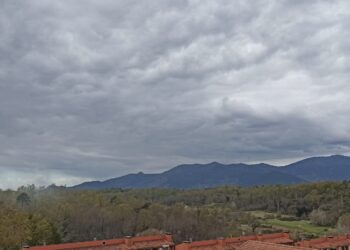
[[73, 155, 350, 189]]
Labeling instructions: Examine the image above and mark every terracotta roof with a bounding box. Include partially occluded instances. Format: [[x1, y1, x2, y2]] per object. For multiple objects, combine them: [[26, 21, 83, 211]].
[[237, 241, 315, 250], [296, 234, 350, 249], [26, 239, 124, 250], [26, 234, 174, 250], [226, 233, 294, 245], [176, 233, 294, 250]]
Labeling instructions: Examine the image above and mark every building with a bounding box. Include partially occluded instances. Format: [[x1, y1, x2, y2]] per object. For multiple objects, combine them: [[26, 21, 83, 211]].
[[236, 241, 315, 250], [25, 234, 175, 250], [295, 234, 350, 250], [176, 232, 294, 250]]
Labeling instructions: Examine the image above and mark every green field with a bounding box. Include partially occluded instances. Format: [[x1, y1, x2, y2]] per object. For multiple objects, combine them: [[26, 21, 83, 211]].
[[262, 219, 332, 236], [248, 211, 333, 236]]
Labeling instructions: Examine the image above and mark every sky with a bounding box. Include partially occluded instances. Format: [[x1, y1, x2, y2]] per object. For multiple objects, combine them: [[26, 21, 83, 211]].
[[1, 0, 350, 189]]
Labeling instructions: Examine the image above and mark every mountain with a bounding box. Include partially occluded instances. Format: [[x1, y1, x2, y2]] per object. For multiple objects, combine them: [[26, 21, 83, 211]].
[[73, 162, 304, 189], [281, 155, 350, 181], [73, 155, 350, 190], [158, 162, 304, 188]]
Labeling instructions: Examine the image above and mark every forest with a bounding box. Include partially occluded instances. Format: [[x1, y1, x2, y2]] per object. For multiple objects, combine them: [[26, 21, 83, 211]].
[[1, 181, 350, 250]]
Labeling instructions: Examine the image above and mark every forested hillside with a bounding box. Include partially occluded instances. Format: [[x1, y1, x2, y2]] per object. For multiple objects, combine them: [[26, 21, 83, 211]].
[[2, 181, 350, 249]]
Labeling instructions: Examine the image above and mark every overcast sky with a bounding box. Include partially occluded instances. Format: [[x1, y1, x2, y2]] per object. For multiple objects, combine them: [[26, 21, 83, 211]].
[[1, 0, 350, 189]]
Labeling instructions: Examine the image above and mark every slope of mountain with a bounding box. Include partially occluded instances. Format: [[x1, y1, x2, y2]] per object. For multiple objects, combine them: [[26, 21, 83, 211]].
[[281, 155, 350, 181], [73, 155, 350, 190]]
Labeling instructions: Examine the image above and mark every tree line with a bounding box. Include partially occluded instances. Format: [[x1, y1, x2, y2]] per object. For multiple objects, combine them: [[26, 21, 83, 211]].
[[1, 181, 350, 250]]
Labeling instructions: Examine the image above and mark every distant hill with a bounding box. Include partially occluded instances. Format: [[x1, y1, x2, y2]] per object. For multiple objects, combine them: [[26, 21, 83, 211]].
[[281, 155, 350, 181], [73, 155, 350, 189]]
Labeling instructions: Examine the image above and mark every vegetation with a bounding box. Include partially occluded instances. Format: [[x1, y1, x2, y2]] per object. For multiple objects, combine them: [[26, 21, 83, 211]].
[[1, 181, 350, 249], [248, 211, 333, 236], [262, 219, 330, 235]]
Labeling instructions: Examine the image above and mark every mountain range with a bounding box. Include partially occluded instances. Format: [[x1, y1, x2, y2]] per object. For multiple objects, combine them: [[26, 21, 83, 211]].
[[73, 155, 350, 189]]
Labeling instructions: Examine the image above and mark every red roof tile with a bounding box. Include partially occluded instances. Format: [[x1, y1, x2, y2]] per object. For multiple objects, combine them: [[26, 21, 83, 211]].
[[176, 233, 294, 250], [26, 234, 174, 250], [296, 234, 350, 249], [237, 241, 315, 250]]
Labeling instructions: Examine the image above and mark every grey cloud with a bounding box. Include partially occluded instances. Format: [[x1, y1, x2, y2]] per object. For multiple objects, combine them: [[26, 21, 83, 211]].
[[1, 0, 350, 189]]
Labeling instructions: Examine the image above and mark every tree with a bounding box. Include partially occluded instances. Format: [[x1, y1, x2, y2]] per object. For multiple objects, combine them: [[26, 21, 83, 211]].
[[27, 215, 61, 246], [0, 208, 30, 250], [309, 209, 329, 226], [337, 213, 350, 233], [16, 192, 31, 208]]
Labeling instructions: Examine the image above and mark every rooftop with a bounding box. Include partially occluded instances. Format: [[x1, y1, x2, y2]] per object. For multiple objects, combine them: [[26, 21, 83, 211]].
[[26, 234, 174, 250], [237, 241, 315, 250], [176, 233, 294, 250], [296, 234, 350, 249]]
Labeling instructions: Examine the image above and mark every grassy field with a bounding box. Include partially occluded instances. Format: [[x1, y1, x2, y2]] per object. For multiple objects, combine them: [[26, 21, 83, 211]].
[[262, 219, 331, 236], [248, 211, 333, 236]]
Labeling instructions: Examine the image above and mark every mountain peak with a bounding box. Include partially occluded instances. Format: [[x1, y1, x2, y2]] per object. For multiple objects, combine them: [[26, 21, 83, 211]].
[[330, 154, 349, 159], [208, 161, 223, 166]]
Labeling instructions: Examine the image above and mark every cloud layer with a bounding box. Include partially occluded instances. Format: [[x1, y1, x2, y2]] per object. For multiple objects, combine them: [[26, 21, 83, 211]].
[[1, 0, 350, 189]]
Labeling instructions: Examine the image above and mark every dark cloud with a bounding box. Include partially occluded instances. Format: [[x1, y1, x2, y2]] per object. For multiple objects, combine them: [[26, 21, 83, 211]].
[[1, 0, 350, 188]]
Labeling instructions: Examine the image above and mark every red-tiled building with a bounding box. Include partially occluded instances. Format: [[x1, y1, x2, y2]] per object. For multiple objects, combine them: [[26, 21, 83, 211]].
[[175, 232, 294, 250], [237, 241, 315, 250], [296, 234, 350, 250], [25, 234, 174, 250]]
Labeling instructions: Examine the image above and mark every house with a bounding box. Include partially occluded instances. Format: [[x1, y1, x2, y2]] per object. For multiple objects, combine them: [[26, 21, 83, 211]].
[[24, 234, 175, 250], [175, 232, 294, 250], [295, 234, 350, 250], [236, 241, 315, 250]]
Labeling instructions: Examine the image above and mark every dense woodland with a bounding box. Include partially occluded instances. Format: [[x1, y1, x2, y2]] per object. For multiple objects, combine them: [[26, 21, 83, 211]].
[[2, 181, 350, 250]]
